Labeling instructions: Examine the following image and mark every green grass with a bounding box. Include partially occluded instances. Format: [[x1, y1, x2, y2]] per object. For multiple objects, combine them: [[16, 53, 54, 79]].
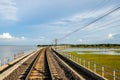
[[69, 52, 120, 70], [112, 50, 120, 53], [68, 52, 120, 79], [76, 51, 94, 54]]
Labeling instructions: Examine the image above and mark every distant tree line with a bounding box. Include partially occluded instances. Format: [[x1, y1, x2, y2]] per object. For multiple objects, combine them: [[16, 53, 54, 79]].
[[37, 44, 120, 48], [37, 44, 70, 47], [37, 45, 51, 47], [70, 44, 120, 48]]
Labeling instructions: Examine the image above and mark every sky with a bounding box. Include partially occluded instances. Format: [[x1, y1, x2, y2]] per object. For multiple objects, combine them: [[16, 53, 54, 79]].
[[0, 0, 120, 45]]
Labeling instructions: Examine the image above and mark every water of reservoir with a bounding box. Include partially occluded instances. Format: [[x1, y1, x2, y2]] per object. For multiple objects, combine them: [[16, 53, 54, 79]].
[[61, 48, 120, 55], [0, 45, 37, 66]]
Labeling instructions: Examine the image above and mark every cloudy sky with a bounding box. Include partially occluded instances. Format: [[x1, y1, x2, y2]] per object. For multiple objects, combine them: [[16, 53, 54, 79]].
[[0, 0, 120, 45]]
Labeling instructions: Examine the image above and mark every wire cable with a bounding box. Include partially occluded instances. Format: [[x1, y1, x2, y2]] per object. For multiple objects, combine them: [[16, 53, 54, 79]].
[[58, 5, 120, 41]]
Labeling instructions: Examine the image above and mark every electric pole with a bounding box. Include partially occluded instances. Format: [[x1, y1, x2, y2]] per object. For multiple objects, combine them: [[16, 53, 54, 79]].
[[55, 39, 58, 50]]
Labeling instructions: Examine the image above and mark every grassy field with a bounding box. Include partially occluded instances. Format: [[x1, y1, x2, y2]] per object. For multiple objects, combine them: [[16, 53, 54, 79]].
[[113, 50, 120, 53], [69, 52, 120, 70], [68, 52, 120, 79]]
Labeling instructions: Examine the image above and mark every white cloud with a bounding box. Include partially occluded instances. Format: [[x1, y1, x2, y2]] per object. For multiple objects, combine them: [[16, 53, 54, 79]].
[[108, 33, 113, 39], [21, 36, 25, 40], [0, 0, 18, 21], [0, 33, 12, 39], [107, 33, 117, 39], [77, 39, 83, 43], [49, 5, 115, 31], [61, 6, 114, 23], [50, 21, 67, 25], [0, 33, 25, 40], [81, 10, 120, 32], [34, 37, 45, 41]]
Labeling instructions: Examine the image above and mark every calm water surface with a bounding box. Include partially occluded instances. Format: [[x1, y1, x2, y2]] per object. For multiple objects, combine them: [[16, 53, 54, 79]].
[[0, 45, 37, 62], [62, 48, 120, 55]]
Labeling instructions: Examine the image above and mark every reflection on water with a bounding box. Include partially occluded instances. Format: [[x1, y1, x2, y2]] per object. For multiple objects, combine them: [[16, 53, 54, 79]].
[[62, 48, 120, 55], [0, 45, 37, 66]]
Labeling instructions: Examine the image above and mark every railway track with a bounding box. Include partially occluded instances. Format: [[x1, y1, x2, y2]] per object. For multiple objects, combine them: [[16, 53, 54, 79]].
[[25, 48, 52, 80], [46, 48, 68, 80], [22, 47, 104, 80], [52, 48, 104, 80]]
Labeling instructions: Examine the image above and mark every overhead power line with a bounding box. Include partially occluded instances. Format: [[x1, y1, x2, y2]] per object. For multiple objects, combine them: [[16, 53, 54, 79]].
[[58, 5, 120, 41]]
